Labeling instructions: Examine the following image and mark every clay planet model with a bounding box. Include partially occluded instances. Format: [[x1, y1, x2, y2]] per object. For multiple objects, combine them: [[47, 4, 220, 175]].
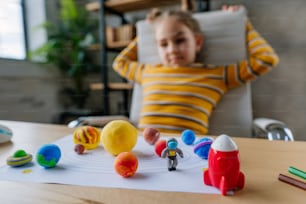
[[154, 139, 167, 157], [74, 144, 86, 154], [73, 126, 101, 150], [6, 149, 33, 167], [193, 137, 213, 159], [101, 120, 138, 156], [114, 152, 138, 178], [36, 144, 61, 168], [181, 129, 196, 145], [143, 127, 160, 145]]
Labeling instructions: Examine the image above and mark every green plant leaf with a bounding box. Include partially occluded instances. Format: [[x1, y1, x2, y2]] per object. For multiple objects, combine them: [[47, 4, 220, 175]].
[[30, 0, 99, 108], [60, 0, 78, 20]]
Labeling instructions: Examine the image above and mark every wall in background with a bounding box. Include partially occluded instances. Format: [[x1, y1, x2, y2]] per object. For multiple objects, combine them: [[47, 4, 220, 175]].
[[1, 0, 306, 141], [0, 59, 104, 124], [0, 59, 62, 123]]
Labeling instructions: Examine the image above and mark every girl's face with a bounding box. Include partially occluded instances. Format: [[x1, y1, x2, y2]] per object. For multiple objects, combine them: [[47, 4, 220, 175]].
[[154, 17, 203, 67]]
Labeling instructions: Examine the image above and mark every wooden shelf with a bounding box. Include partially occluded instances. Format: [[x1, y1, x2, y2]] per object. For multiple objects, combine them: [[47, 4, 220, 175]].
[[108, 40, 132, 49], [86, 0, 182, 115], [90, 82, 133, 91], [86, 1, 100, 11], [86, 0, 181, 13], [87, 41, 131, 51]]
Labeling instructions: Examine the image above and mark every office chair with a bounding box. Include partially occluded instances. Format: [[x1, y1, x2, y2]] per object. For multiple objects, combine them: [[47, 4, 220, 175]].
[[69, 9, 294, 140]]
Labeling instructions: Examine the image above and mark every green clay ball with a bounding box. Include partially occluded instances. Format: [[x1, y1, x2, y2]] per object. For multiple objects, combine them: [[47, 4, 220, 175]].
[[13, 149, 27, 157]]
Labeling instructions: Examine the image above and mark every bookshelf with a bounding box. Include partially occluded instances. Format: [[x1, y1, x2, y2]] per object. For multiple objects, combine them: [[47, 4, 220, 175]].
[[86, 0, 181, 115], [86, 0, 181, 13], [86, 0, 210, 115]]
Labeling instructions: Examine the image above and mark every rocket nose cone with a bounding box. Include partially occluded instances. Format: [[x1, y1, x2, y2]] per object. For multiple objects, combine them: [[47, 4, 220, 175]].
[[211, 134, 238, 152]]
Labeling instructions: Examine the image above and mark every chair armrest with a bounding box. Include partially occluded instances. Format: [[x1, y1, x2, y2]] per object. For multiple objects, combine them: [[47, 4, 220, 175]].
[[252, 118, 294, 141], [67, 115, 130, 128]]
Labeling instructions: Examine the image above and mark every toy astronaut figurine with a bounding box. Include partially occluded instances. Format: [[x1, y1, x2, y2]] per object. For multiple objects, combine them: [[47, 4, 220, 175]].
[[161, 138, 184, 171]]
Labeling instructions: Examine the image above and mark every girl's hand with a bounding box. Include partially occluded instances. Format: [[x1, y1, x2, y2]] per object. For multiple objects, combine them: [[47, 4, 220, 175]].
[[222, 5, 243, 12]]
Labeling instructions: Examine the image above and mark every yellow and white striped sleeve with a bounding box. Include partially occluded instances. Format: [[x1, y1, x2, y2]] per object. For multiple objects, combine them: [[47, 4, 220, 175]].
[[112, 38, 148, 84], [225, 19, 280, 89]]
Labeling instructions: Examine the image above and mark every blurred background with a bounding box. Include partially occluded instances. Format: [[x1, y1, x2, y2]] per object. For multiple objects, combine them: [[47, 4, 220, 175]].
[[1, 0, 305, 141]]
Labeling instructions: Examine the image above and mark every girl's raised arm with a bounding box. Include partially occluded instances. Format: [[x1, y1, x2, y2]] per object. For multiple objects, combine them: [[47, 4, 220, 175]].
[[112, 38, 150, 84], [224, 19, 279, 88]]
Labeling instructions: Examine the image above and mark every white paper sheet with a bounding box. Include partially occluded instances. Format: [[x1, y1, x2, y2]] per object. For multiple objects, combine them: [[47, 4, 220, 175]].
[[0, 135, 219, 194]]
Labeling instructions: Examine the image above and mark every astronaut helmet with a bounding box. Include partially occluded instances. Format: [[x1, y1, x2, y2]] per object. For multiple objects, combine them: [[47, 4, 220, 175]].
[[167, 138, 178, 149]]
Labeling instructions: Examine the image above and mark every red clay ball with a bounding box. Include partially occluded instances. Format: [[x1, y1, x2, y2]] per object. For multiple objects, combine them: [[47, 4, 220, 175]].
[[114, 152, 138, 178], [154, 139, 167, 157], [143, 127, 160, 145]]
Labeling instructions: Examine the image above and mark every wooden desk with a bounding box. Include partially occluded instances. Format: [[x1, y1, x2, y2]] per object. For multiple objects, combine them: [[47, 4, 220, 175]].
[[0, 120, 305, 204]]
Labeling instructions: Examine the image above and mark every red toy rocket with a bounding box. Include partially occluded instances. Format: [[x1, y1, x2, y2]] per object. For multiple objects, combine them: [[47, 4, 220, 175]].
[[203, 134, 245, 196]]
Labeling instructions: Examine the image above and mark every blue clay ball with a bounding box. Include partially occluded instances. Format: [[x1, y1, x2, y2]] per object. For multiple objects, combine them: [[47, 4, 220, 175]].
[[181, 129, 196, 145], [193, 138, 213, 159], [36, 144, 61, 168]]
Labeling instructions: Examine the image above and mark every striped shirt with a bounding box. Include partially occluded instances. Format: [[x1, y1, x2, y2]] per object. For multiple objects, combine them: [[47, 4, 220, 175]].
[[112, 20, 279, 134]]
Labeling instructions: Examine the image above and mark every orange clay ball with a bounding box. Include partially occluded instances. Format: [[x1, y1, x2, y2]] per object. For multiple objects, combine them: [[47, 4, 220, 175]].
[[154, 139, 167, 157], [73, 126, 101, 150], [143, 127, 160, 145], [114, 152, 138, 178]]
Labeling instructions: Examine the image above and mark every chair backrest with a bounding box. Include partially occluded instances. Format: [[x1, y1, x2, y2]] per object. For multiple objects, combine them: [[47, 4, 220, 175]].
[[130, 9, 253, 137]]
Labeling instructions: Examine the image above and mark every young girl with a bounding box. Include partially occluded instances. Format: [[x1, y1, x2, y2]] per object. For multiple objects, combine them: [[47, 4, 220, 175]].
[[112, 6, 279, 134]]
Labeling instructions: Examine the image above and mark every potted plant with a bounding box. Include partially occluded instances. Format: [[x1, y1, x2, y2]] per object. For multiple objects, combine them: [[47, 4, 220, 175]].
[[30, 0, 99, 109]]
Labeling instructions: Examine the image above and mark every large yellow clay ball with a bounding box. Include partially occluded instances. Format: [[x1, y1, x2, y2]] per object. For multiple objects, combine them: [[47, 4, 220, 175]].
[[101, 120, 138, 156]]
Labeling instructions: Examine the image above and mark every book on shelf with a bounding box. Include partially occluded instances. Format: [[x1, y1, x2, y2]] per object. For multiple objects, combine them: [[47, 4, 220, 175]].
[[106, 24, 135, 47]]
